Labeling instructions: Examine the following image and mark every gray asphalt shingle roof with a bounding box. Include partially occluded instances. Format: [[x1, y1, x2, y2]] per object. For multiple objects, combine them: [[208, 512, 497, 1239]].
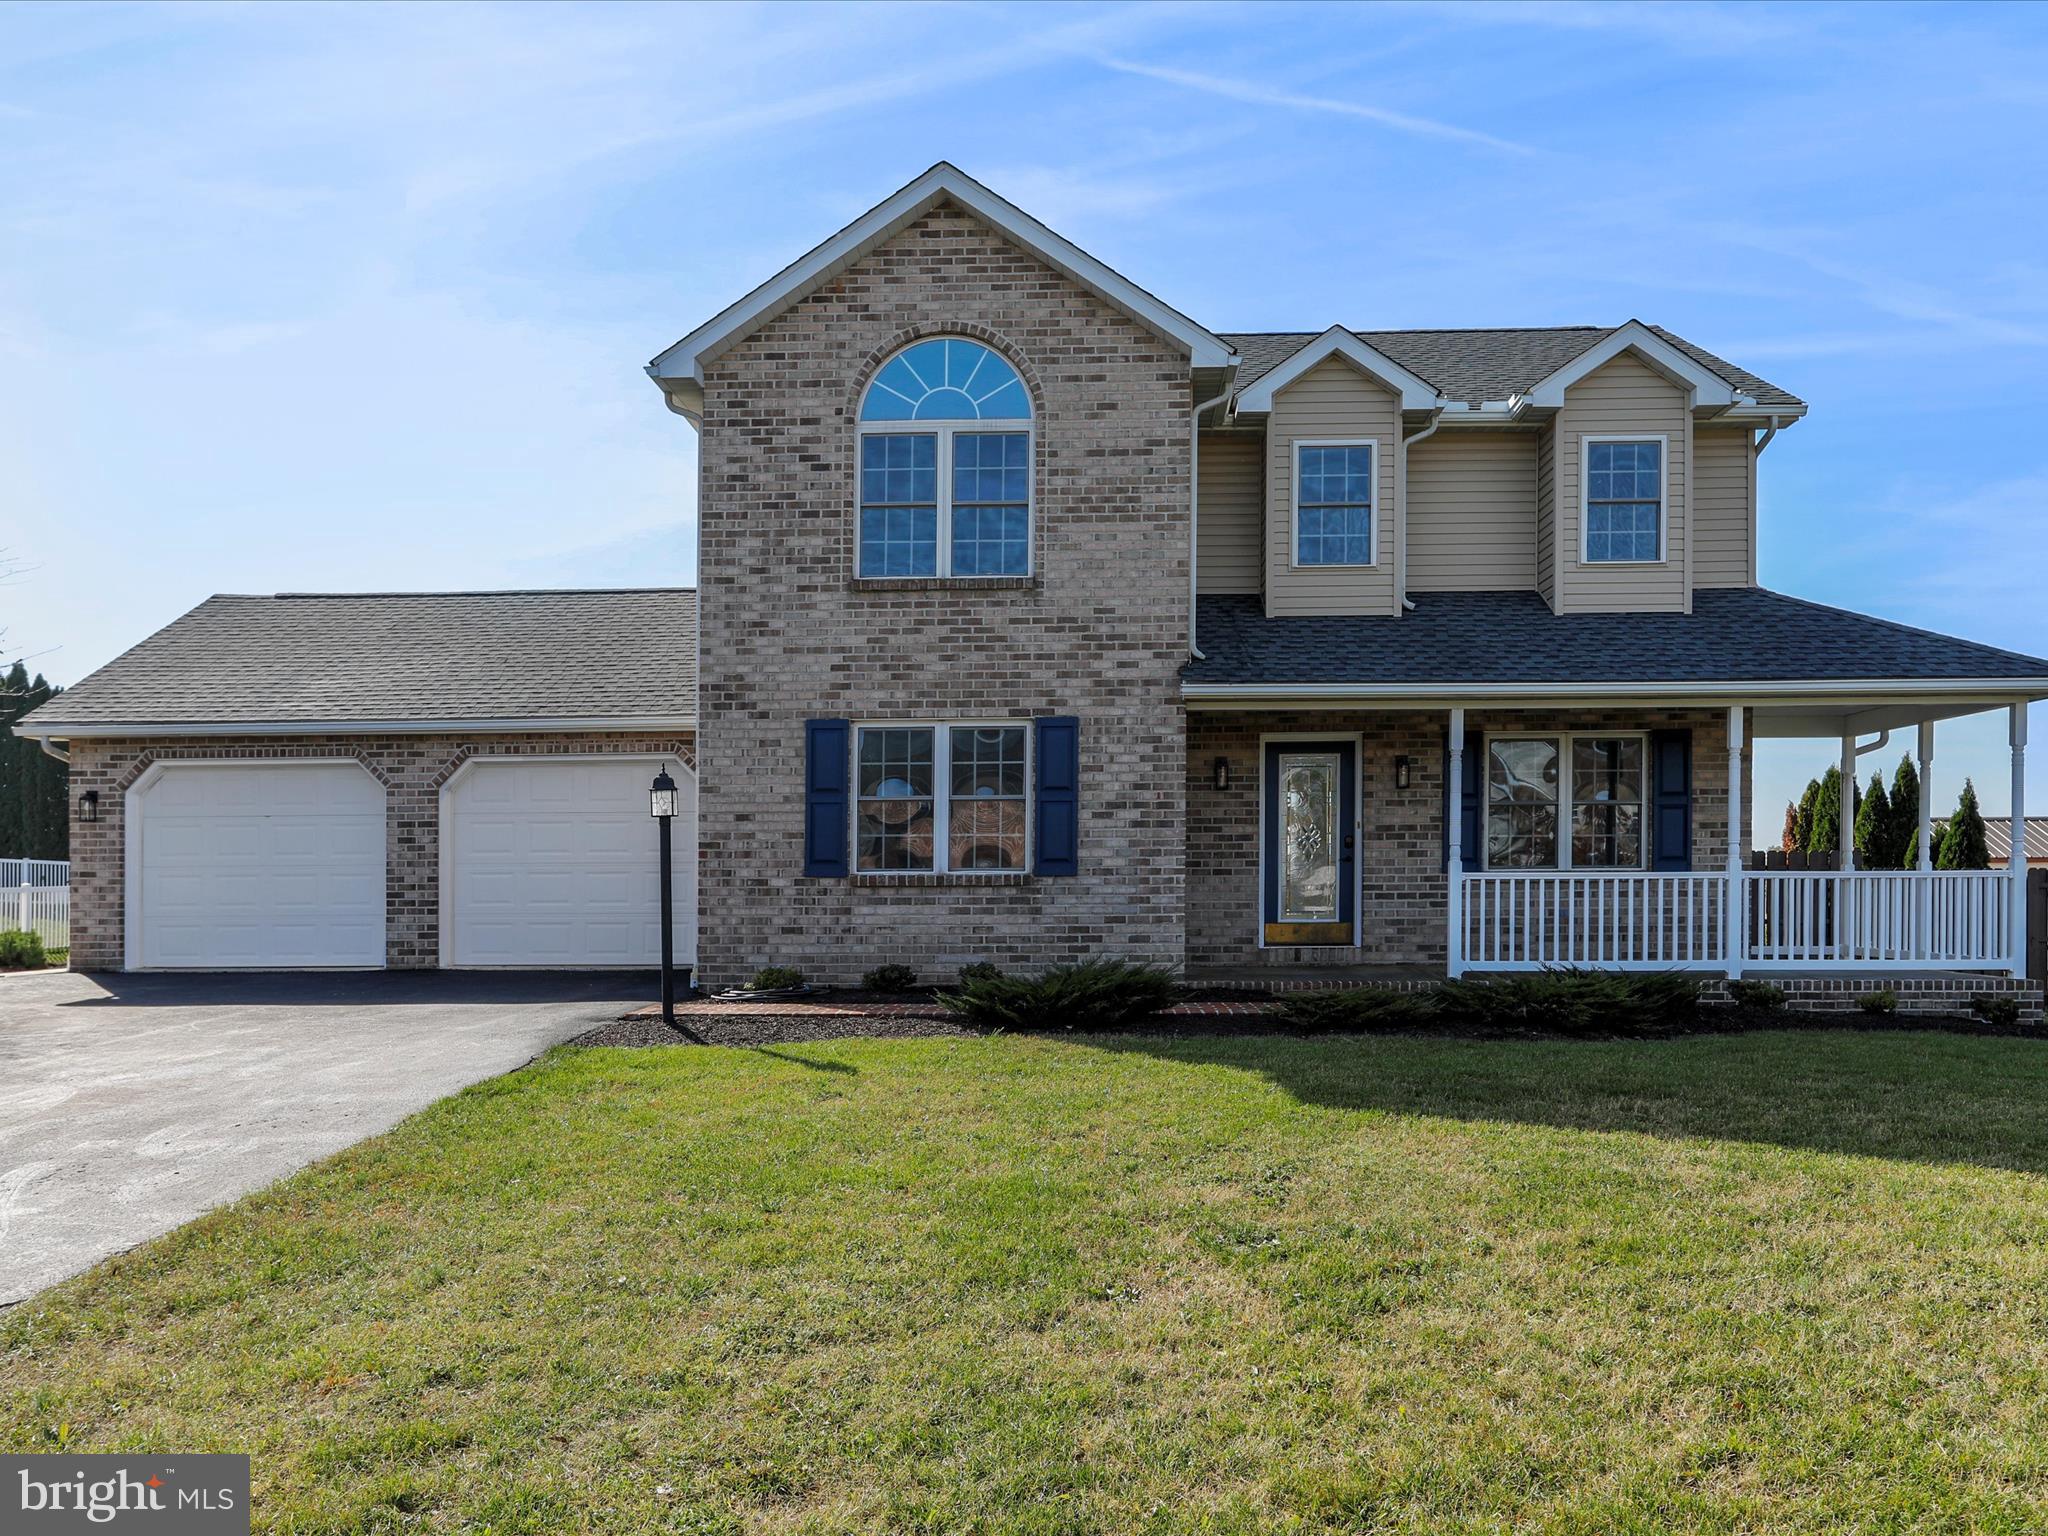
[[1186, 590, 2048, 687], [18, 589, 697, 731], [1220, 325, 1804, 411]]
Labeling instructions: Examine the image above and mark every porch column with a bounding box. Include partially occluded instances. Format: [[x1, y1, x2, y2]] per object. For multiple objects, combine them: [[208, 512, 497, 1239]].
[[2012, 704, 2029, 972], [1917, 720, 1935, 962], [1838, 734, 1857, 871], [1446, 707, 1465, 978], [1726, 705, 1745, 978]]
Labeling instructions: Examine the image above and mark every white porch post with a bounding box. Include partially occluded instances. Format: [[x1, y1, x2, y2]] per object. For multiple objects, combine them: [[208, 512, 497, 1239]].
[[1838, 734, 1857, 871], [1916, 720, 1935, 962], [1726, 704, 1745, 978], [1447, 707, 1465, 978], [2011, 704, 2029, 973]]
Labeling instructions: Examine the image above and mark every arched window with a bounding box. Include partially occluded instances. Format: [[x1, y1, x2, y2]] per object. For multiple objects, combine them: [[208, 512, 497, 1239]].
[[858, 338, 1031, 577]]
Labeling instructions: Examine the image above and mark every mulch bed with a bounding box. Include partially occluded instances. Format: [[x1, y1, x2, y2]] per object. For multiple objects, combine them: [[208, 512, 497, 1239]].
[[570, 989, 2039, 1049]]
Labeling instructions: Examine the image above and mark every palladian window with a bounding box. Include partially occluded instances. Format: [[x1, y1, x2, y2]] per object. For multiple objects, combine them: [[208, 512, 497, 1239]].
[[858, 339, 1031, 578]]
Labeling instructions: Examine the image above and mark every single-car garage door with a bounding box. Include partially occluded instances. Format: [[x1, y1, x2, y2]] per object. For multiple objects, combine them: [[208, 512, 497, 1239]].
[[128, 761, 387, 968], [441, 757, 695, 968]]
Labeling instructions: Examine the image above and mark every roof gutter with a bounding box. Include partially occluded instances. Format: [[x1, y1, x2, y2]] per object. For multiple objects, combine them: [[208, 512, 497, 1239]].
[[1188, 379, 1236, 659], [11, 714, 699, 741], [1183, 678, 2048, 705]]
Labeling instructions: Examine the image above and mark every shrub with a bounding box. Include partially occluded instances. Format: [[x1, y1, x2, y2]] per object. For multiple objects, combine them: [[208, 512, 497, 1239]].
[[1727, 979, 1788, 1011], [937, 959, 1180, 1032], [1856, 988, 1899, 1016], [957, 962, 1004, 984], [1970, 993, 2022, 1027], [1434, 968, 1702, 1036], [0, 929, 47, 969], [747, 966, 806, 992], [1274, 988, 1439, 1032], [861, 963, 919, 993]]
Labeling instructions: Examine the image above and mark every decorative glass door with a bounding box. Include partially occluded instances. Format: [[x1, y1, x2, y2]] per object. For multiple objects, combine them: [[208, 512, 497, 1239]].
[[1262, 741, 1357, 946]]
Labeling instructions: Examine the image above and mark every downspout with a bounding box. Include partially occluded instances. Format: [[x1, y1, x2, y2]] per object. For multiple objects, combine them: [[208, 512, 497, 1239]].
[[1397, 410, 1446, 612], [1854, 729, 1892, 757], [35, 736, 69, 765], [1754, 413, 1784, 455], [1188, 384, 1234, 659]]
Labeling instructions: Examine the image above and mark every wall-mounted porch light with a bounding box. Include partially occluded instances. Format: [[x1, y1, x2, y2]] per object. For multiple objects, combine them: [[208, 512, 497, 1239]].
[[1212, 756, 1231, 792], [1394, 756, 1412, 791], [78, 789, 99, 823]]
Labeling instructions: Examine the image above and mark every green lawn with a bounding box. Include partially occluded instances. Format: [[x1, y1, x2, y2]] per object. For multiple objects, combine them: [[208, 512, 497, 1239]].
[[8, 1031, 2048, 1534]]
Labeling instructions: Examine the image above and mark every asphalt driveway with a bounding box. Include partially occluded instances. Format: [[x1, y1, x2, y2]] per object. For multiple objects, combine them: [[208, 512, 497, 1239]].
[[0, 969, 654, 1305]]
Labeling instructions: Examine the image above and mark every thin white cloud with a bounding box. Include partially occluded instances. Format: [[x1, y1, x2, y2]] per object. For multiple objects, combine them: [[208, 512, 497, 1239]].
[[1089, 54, 1542, 156]]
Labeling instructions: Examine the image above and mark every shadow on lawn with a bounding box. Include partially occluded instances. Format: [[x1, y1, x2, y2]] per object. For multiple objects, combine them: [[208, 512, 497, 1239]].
[[1078, 1029, 2048, 1176]]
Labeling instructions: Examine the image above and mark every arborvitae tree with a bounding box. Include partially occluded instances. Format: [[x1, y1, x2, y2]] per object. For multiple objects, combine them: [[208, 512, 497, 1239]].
[[1854, 772, 1892, 868], [1795, 776, 1821, 854], [1807, 765, 1845, 858], [1888, 752, 1923, 868], [1780, 801, 1801, 853], [0, 662, 67, 860], [1937, 779, 1991, 870]]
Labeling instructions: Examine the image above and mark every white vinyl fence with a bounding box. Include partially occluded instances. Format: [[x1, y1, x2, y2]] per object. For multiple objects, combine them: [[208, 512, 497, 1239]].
[[2, 858, 70, 951]]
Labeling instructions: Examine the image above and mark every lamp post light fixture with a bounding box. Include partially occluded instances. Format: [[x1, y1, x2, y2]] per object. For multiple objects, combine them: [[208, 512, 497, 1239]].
[[650, 767, 679, 1027], [79, 789, 100, 823]]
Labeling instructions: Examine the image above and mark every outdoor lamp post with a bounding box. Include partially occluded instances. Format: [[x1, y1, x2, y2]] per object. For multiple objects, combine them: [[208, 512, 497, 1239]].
[[650, 767, 679, 1026]]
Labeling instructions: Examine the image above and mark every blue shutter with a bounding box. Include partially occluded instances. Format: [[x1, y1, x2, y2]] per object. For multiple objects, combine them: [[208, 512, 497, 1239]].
[[803, 718, 851, 877], [1034, 716, 1079, 876], [1650, 728, 1693, 871], [1442, 725, 1482, 872]]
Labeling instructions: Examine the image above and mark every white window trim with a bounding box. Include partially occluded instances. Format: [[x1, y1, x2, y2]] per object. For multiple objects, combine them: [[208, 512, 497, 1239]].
[[851, 720, 1034, 875], [1289, 437, 1380, 569], [1579, 433, 1668, 566], [1480, 730, 1650, 872], [856, 418, 1035, 579]]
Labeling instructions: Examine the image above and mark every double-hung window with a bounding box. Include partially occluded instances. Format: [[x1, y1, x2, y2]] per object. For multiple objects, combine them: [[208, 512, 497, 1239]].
[[856, 722, 1029, 872], [1485, 733, 1646, 869], [1293, 440, 1376, 566], [1583, 437, 1663, 562], [858, 338, 1032, 578]]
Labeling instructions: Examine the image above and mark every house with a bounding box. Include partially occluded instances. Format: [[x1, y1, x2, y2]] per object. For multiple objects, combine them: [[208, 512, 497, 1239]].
[[17, 164, 2048, 992], [1932, 817, 2048, 869]]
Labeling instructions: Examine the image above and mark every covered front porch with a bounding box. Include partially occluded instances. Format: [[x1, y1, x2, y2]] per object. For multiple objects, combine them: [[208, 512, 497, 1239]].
[[1185, 693, 2035, 981]]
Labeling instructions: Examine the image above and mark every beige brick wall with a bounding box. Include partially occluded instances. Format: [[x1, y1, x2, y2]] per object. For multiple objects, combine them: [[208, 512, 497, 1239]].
[[1188, 708, 1739, 969], [63, 731, 693, 970], [694, 201, 1192, 987]]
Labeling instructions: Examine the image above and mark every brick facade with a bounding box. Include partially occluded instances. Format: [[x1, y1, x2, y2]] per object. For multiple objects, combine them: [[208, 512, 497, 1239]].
[[1188, 708, 1742, 969], [63, 731, 693, 971], [693, 203, 1192, 987]]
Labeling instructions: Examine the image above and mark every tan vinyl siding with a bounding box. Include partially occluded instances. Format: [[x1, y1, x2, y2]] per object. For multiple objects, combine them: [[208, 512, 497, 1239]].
[[1535, 425, 1556, 607], [1197, 432, 1263, 594], [1265, 357, 1399, 617], [1407, 431, 1538, 592], [1692, 425, 1755, 587], [1556, 353, 1688, 613]]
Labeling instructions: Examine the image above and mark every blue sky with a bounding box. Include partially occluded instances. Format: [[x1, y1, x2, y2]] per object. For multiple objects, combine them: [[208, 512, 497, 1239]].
[[3, 0, 2045, 843]]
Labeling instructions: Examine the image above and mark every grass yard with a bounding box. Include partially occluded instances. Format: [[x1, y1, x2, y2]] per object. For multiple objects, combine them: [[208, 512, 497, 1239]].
[[7, 1031, 2048, 1534]]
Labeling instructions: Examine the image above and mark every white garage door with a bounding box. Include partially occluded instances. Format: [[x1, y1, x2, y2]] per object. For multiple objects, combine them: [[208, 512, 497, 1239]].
[[129, 762, 386, 969], [442, 757, 695, 968]]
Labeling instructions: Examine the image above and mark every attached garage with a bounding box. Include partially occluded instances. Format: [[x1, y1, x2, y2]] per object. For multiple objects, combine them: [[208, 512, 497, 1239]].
[[441, 756, 696, 968], [16, 588, 697, 973], [126, 760, 387, 969]]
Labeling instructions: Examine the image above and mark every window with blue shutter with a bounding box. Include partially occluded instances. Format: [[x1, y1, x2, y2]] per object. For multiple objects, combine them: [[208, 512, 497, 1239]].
[[1034, 716, 1079, 876], [803, 718, 851, 877]]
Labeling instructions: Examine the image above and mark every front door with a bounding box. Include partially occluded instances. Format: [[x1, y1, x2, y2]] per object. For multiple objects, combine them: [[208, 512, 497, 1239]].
[[1262, 740, 1357, 946]]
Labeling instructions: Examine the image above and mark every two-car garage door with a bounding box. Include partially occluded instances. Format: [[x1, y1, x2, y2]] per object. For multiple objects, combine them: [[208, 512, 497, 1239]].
[[126, 757, 694, 970]]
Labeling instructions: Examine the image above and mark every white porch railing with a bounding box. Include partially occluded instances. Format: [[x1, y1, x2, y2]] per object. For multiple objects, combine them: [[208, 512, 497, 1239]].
[[1462, 872, 1731, 971], [2, 858, 71, 951], [1460, 869, 2017, 974], [1743, 870, 2012, 969]]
